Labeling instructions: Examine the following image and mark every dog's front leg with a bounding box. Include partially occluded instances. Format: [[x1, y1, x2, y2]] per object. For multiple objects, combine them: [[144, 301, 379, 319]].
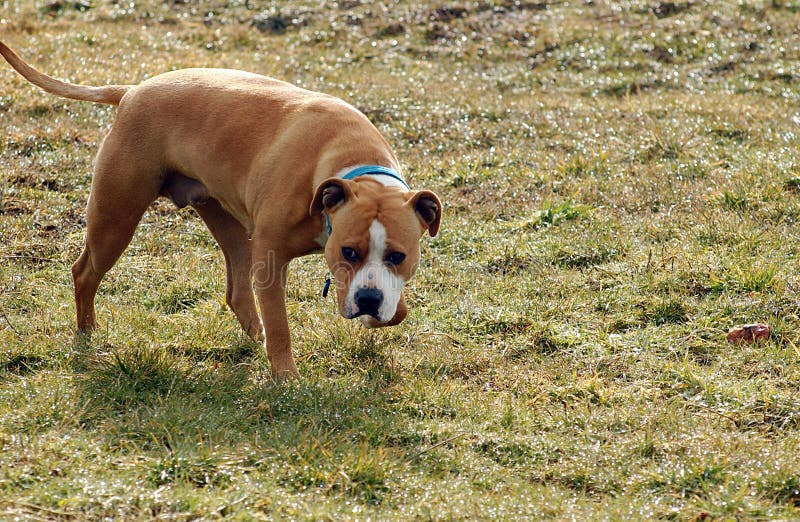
[[251, 244, 299, 381]]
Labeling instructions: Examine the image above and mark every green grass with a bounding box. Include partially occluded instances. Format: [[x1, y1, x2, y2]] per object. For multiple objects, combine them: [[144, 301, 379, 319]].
[[2, 0, 800, 519]]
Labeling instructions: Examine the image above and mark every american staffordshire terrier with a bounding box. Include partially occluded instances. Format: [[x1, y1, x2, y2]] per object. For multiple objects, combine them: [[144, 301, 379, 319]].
[[0, 41, 441, 380]]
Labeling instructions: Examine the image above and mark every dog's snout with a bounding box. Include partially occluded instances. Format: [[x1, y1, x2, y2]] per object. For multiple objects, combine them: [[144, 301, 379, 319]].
[[355, 287, 383, 316]]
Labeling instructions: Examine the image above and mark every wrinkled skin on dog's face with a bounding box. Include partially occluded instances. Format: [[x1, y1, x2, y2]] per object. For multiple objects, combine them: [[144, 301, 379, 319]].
[[310, 178, 441, 327]]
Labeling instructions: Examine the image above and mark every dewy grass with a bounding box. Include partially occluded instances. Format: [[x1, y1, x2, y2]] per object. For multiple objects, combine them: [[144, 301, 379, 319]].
[[2, 0, 800, 519]]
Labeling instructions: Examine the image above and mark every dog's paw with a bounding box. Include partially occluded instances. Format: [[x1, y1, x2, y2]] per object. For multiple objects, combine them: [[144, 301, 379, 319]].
[[270, 358, 300, 382]]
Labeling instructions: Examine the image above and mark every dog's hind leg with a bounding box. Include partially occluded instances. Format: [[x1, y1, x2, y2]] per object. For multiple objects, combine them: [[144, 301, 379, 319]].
[[71, 133, 161, 332], [193, 198, 262, 340]]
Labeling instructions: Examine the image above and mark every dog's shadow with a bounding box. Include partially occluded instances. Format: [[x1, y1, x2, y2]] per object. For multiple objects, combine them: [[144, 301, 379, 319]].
[[69, 328, 401, 454]]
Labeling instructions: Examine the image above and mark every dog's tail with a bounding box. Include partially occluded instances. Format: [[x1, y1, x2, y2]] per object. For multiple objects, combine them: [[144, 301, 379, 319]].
[[0, 41, 130, 105]]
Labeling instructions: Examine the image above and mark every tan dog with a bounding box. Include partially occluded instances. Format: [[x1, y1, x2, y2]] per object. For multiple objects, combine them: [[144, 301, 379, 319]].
[[0, 42, 441, 380]]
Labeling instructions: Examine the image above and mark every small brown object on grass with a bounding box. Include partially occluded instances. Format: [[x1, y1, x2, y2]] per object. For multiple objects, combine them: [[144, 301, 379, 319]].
[[726, 323, 771, 343]]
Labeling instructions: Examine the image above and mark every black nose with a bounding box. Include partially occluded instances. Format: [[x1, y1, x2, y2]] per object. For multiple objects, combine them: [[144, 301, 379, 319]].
[[355, 288, 383, 316]]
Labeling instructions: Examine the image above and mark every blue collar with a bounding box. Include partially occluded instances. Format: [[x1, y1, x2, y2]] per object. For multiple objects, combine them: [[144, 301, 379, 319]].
[[325, 165, 409, 235], [341, 165, 410, 189]]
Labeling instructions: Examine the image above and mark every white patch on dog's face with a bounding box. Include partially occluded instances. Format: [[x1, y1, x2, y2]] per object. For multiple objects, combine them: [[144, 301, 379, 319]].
[[344, 219, 405, 324]]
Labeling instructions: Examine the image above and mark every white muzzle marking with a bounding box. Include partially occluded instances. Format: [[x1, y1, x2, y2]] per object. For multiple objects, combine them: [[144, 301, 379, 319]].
[[345, 219, 405, 325]]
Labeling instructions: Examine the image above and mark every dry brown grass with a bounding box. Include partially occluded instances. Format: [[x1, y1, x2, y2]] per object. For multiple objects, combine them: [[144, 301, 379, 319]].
[[2, 0, 800, 519]]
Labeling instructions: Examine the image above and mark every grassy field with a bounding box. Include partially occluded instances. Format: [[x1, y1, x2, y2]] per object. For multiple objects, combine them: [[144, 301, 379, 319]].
[[2, 0, 800, 519]]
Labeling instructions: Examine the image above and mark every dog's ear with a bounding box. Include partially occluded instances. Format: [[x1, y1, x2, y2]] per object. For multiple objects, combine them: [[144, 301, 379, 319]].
[[310, 178, 353, 216], [406, 190, 442, 237]]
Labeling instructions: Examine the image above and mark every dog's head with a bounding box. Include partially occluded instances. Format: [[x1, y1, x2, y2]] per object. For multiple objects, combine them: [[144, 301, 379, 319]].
[[310, 178, 441, 327]]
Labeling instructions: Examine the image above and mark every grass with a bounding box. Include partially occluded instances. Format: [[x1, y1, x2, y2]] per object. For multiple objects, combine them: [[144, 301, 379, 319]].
[[2, 0, 800, 519]]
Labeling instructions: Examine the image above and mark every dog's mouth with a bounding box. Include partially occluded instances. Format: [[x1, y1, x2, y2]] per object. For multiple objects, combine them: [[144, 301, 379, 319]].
[[344, 306, 388, 328], [347, 310, 382, 321], [342, 311, 385, 329]]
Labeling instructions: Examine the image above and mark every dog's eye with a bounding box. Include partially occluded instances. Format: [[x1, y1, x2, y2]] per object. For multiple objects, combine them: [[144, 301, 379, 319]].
[[341, 247, 360, 262], [385, 252, 406, 266]]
